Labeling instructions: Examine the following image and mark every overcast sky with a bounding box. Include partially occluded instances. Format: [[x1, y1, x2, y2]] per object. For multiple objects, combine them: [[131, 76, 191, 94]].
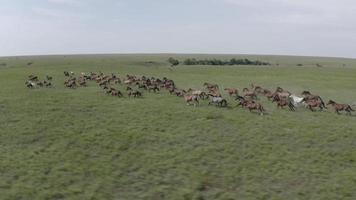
[[1, 0, 356, 57]]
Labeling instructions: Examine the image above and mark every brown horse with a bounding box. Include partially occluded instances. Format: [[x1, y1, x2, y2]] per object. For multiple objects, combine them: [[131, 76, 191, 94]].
[[250, 83, 263, 93], [224, 88, 239, 97], [208, 90, 222, 97], [263, 89, 274, 100], [302, 98, 324, 112], [148, 85, 160, 93], [128, 90, 142, 98], [203, 82, 219, 90], [301, 91, 326, 109], [111, 89, 123, 97], [235, 96, 265, 115], [184, 95, 199, 106], [327, 100, 354, 115], [272, 95, 295, 111], [242, 88, 257, 99]]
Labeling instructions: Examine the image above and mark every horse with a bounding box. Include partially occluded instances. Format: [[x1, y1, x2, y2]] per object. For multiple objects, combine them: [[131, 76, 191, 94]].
[[148, 85, 160, 93], [242, 88, 257, 99], [111, 89, 123, 97], [175, 90, 186, 97], [302, 98, 324, 112], [208, 95, 228, 107], [289, 94, 305, 107], [327, 100, 354, 115], [250, 83, 263, 94], [184, 95, 199, 106], [208, 91, 222, 97], [46, 75, 52, 81], [301, 91, 327, 109], [43, 81, 52, 88], [78, 80, 87, 87], [128, 90, 142, 98], [25, 81, 36, 88], [188, 89, 209, 99], [263, 89, 274, 100], [203, 82, 219, 90], [64, 71, 70, 77], [224, 88, 238, 97], [272, 95, 295, 111], [235, 96, 265, 115]]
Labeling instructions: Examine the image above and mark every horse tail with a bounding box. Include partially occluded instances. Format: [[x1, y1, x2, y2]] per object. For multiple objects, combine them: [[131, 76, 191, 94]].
[[319, 97, 327, 109], [348, 105, 355, 111], [260, 105, 265, 112], [222, 99, 227, 107], [288, 101, 295, 111]]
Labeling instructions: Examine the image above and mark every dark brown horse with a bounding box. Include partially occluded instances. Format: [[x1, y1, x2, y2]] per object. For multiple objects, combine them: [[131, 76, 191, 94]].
[[327, 100, 354, 115], [235, 96, 265, 115], [111, 89, 123, 97], [272, 95, 295, 111], [128, 90, 142, 98], [301, 91, 326, 109], [302, 98, 324, 112], [148, 85, 160, 93]]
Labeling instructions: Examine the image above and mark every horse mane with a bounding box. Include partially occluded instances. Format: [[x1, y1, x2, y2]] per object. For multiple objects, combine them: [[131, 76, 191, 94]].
[[302, 91, 311, 95], [328, 100, 336, 104]]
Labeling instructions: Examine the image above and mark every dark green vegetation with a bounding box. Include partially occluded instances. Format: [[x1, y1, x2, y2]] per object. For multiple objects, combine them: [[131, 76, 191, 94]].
[[0, 54, 356, 200], [182, 58, 270, 66]]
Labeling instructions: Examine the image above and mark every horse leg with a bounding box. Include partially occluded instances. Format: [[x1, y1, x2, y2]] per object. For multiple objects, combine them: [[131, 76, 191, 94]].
[[309, 105, 314, 112]]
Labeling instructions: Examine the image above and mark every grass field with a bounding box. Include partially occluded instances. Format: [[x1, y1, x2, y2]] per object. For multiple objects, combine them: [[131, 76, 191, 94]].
[[0, 54, 356, 200]]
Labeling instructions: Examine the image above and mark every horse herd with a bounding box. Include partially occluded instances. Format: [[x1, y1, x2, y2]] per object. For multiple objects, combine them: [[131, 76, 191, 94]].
[[25, 71, 355, 116]]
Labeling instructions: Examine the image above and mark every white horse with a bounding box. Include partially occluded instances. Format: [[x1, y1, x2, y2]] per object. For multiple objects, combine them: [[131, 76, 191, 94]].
[[25, 81, 36, 88], [208, 96, 228, 107], [289, 94, 305, 107]]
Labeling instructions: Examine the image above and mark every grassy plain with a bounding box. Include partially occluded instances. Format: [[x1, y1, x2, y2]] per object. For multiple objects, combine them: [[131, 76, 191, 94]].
[[0, 54, 355, 200]]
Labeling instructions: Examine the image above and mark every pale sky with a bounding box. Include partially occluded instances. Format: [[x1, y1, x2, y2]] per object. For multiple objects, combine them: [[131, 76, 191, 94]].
[[1, 0, 356, 57]]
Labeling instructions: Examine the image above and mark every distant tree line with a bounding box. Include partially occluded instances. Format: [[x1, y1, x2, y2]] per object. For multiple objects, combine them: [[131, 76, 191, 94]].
[[181, 58, 270, 66]]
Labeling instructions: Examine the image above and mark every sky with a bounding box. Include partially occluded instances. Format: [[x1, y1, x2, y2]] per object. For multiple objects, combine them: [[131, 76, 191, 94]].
[[1, 0, 356, 57]]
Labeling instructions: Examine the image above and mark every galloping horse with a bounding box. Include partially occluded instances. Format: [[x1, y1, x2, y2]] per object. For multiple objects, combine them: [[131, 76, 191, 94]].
[[208, 95, 228, 107], [242, 88, 257, 99], [250, 83, 263, 94], [327, 100, 354, 115], [301, 91, 327, 109], [128, 90, 142, 98], [302, 98, 324, 112], [25, 81, 36, 88], [184, 95, 199, 106], [235, 96, 265, 115], [148, 85, 160, 93], [28, 75, 39, 82], [272, 95, 295, 111], [289, 94, 305, 107], [203, 82, 219, 91], [188, 89, 207, 99], [224, 88, 238, 97]]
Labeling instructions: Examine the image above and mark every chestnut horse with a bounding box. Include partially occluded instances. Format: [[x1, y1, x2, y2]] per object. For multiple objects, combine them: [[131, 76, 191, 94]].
[[184, 95, 199, 106], [302, 98, 324, 112], [327, 100, 354, 115], [235, 96, 265, 115], [301, 91, 326, 109]]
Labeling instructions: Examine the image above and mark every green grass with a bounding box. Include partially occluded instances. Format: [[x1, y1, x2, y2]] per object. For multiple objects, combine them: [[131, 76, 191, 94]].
[[0, 54, 356, 200]]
